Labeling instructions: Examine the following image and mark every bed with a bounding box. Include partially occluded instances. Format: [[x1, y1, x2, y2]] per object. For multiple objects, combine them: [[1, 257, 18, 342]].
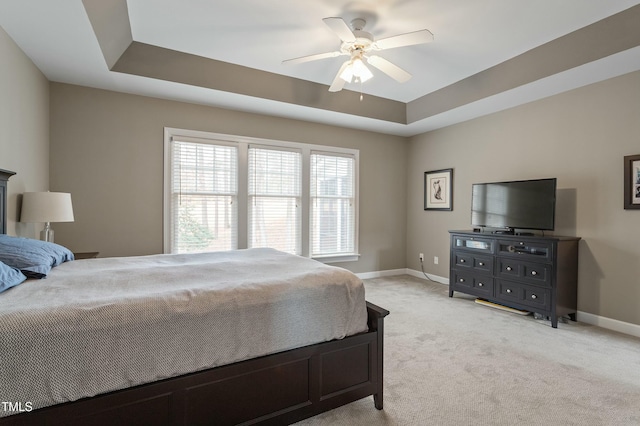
[[0, 169, 389, 425]]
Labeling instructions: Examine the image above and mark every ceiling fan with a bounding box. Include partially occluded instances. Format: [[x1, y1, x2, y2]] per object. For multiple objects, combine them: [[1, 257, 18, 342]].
[[282, 17, 433, 92]]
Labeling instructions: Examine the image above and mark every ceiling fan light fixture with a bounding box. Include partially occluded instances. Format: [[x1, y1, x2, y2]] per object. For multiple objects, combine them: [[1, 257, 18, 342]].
[[352, 57, 373, 82], [340, 62, 355, 83], [340, 57, 373, 83]]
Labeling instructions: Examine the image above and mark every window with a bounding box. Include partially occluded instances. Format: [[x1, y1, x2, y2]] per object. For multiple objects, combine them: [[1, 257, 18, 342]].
[[248, 146, 301, 254], [164, 128, 359, 262], [168, 139, 237, 253], [311, 152, 355, 257]]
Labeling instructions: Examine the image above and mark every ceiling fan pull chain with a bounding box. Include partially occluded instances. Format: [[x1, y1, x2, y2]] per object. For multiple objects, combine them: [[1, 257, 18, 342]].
[[360, 80, 364, 102]]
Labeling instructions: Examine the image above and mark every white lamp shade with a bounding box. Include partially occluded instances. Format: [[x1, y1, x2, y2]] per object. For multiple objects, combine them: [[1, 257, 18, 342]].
[[339, 57, 373, 83], [21, 192, 74, 223], [351, 58, 373, 82], [340, 63, 354, 83]]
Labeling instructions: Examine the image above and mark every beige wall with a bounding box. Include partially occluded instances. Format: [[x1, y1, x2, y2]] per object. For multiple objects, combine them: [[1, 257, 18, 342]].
[[6, 23, 638, 326], [408, 70, 640, 326], [0, 26, 49, 237], [49, 83, 407, 273]]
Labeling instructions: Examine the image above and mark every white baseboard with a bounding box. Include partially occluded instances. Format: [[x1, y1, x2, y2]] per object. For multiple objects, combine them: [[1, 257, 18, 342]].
[[576, 311, 640, 338], [355, 268, 448, 284], [355, 269, 407, 280], [358, 269, 640, 338], [405, 268, 449, 285]]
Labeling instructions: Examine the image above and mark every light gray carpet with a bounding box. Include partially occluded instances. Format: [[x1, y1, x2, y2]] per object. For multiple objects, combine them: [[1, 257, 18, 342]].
[[296, 275, 640, 426]]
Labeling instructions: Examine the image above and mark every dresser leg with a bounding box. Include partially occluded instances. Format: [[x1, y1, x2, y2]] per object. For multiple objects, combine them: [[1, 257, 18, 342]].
[[551, 314, 558, 328], [449, 289, 454, 297]]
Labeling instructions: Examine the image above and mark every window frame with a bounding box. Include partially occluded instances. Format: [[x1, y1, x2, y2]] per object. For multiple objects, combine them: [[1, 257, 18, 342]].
[[164, 128, 359, 262]]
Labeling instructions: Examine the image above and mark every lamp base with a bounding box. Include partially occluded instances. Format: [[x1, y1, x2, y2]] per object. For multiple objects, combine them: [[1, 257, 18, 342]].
[[40, 223, 54, 243]]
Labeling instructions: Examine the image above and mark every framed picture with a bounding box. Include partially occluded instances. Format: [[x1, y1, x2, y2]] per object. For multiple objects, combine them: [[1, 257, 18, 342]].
[[424, 168, 453, 211], [624, 154, 640, 210]]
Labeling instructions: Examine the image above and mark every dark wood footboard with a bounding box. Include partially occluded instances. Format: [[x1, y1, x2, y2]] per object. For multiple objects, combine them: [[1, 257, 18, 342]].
[[1, 302, 389, 426]]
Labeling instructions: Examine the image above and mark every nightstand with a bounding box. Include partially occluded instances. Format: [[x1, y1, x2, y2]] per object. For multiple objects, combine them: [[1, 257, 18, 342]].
[[73, 252, 99, 260]]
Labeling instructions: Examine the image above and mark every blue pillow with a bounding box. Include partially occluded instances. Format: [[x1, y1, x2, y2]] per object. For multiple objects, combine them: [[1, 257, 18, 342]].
[[0, 235, 74, 279], [0, 260, 27, 293]]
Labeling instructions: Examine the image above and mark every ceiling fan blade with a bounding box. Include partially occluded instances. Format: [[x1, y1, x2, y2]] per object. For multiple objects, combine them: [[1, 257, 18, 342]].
[[374, 29, 434, 50], [367, 55, 412, 83], [282, 51, 343, 65], [328, 61, 350, 92], [323, 17, 356, 43]]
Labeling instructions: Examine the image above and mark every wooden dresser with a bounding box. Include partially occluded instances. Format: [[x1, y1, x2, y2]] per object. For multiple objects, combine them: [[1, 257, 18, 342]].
[[449, 230, 580, 328]]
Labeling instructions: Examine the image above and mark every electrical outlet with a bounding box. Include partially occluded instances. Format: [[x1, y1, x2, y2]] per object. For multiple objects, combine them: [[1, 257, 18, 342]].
[[434, 256, 439, 265], [419, 253, 424, 262]]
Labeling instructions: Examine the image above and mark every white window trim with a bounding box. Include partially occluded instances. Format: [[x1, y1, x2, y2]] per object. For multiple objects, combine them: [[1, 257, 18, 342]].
[[163, 127, 360, 263]]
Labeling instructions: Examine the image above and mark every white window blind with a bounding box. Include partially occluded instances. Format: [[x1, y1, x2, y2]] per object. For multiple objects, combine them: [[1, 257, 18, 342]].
[[165, 128, 358, 261], [248, 146, 301, 254], [170, 139, 237, 253], [311, 152, 356, 257]]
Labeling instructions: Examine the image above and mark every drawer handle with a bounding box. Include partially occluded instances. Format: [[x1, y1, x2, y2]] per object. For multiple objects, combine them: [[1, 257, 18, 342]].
[[531, 294, 537, 300], [460, 259, 466, 263], [478, 282, 483, 287], [506, 266, 512, 271], [531, 270, 538, 276], [506, 289, 512, 293], [459, 278, 465, 283], [478, 262, 484, 266]]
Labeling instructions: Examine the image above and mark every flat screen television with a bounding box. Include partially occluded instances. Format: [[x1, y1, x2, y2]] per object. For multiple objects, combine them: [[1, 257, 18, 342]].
[[471, 178, 557, 232]]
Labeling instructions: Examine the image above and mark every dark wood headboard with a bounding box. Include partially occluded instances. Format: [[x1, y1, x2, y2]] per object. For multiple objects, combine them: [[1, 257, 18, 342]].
[[0, 169, 16, 234]]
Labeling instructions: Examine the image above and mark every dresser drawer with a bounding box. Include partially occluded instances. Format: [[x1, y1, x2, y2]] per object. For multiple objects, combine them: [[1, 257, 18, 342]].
[[497, 239, 553, 261], [496, 258, 551, 286], [495, 280, 550, 310], [451, 270, 493, 298], [453, 252, 494, 274]]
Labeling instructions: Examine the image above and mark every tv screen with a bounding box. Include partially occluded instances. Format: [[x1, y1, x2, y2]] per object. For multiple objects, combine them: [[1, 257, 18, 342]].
[[471, 178, 557, 231]]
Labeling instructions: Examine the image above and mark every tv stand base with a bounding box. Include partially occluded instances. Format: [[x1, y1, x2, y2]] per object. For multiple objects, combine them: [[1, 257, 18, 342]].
[[448, 231, 580, 329]]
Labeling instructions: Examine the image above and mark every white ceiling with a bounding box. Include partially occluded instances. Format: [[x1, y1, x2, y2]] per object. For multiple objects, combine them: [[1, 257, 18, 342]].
[[1, 0, 640, 136]]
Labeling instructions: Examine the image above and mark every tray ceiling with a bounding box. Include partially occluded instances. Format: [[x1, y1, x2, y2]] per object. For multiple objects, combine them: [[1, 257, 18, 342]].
[[1, 0, 639, 136]]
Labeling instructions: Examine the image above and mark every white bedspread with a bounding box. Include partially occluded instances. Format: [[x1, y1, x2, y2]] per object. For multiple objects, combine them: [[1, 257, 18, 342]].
[[0, 248, 368, 416]]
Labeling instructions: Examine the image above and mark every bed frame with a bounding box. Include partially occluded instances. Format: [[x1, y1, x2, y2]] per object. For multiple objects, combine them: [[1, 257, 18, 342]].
[[0, 170, 390, 425], [1, 303, 388, 426]]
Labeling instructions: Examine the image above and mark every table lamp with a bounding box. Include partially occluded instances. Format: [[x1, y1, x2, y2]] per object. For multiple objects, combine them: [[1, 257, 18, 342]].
[[20, 192, 74, 243]]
